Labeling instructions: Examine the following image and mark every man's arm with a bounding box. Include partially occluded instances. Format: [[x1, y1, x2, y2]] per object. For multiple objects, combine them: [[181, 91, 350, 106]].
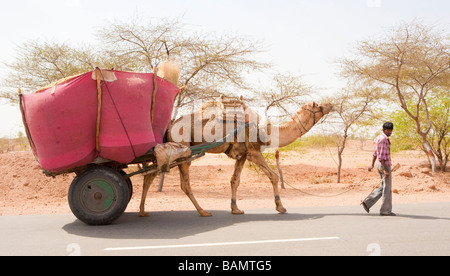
[[379, 159, 390, 177], [368, 155, 377, 172], [377, 138, 390, 176]]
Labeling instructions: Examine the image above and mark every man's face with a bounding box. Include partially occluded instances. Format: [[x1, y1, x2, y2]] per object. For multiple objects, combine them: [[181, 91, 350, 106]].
[[383, 128, 393, 137]]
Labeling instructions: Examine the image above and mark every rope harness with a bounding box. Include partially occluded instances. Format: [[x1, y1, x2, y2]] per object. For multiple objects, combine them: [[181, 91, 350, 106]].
[[292, 106, 324, 135], [96, 68, 138, 159]]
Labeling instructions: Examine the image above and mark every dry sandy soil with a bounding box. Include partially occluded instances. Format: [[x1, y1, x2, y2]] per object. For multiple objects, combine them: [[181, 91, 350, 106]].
[[1, 142, 449, 216]]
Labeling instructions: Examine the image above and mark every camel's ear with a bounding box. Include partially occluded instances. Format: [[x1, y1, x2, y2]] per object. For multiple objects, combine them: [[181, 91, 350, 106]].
[[312, 102, 318, 108]]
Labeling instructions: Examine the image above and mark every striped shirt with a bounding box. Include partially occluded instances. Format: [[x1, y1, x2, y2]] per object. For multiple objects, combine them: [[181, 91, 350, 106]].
[[373, 133, 392, 167]]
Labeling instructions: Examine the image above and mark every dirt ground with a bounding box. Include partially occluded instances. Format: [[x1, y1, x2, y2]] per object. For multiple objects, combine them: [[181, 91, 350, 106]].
[[1, 141, 449, 216]]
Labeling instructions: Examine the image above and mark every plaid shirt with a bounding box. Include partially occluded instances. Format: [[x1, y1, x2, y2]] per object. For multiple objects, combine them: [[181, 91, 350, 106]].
[[373, 133, 392, 167]]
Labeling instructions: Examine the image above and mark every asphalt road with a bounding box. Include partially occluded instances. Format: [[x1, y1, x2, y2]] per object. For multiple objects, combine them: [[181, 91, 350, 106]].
[[0, 202, 449, 256]]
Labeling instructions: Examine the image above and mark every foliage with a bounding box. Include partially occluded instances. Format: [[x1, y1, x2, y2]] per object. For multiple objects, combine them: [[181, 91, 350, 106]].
[[321, 84, 380, 182], [1, 42, 101, 103], [428, 94, 450, 171], [340, 19, 450, 172], [278, 135, 339, 152], [255, 73, 312, 119], [390, 91, 450, 170], [0, 131, 30, 153], [98, 17, 269, 114], [389, 109, 420, 152], [1, 16, 268, 111]]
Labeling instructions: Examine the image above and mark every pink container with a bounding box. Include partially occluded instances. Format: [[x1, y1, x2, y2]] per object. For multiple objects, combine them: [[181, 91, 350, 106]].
[[21, 70, 179, 173], [152, 78, 181, 143], [22, 73, 98, 172]]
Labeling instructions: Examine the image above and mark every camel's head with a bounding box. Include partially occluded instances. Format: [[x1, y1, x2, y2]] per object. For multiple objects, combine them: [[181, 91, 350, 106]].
[[319, 102, 334, 115], [302, 102, 334, 119]]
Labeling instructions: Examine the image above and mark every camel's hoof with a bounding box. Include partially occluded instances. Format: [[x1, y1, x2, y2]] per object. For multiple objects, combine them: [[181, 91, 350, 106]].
[[232, 209, 245, 215], [139, 211, 149, 217], [277, 207, 287, 214], [200, 211, 212, 217]]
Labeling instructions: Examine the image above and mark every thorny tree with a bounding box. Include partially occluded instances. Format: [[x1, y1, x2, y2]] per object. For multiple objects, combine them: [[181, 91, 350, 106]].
[[326, 86, 379, 183], [97, 17, 268, 117], [1, 42, 101, 104], [1, 16, 268, 115], [258, 73, 312, 119], [341, 20, 450, 173]]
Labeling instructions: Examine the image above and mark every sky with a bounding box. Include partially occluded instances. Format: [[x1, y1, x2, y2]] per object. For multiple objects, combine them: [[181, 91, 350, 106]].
[[0, 0, 449, 137]]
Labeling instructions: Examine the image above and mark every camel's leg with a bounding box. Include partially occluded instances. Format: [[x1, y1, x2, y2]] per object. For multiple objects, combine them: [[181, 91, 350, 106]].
[[178, 162, 212, 217], [230, 154, 247, 215], [247, 152, 287, 214], [139, 172, 158, 217]]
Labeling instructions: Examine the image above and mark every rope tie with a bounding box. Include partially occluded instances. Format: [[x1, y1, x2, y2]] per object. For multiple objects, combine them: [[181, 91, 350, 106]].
[[97, 68, 137, 159]]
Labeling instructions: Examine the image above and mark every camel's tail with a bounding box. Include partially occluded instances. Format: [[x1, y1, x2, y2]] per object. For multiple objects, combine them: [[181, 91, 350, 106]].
[[157, 59, 180, 87]]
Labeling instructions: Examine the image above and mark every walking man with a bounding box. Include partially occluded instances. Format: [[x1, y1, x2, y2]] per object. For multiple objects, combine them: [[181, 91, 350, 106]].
[[362, 122, 396, 216]]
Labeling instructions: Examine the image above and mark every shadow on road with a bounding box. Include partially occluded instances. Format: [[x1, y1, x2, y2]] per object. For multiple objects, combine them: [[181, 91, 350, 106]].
[[62, 204, 450, 240], [63, 210, 323, 240]]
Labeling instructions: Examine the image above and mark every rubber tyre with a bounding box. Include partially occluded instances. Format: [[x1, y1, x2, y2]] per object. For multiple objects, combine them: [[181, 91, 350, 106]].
[[68, 166, 130, 226]]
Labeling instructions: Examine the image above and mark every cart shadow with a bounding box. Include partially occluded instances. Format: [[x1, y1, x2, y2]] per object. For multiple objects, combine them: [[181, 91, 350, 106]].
[[62, 210, 323, 240], [62, 208, 450, 240]]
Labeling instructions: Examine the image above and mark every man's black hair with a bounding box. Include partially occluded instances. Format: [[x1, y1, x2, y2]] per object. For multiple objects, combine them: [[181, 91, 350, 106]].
[[383, 122, 394, 130]]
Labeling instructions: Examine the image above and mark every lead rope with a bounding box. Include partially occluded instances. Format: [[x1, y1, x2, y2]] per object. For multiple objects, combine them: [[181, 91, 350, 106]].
[[281, 172, 370, 198]]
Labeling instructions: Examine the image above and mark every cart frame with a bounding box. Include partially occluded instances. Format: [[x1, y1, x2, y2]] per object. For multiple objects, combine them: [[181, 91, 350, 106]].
[[60, 122, 252, 225]]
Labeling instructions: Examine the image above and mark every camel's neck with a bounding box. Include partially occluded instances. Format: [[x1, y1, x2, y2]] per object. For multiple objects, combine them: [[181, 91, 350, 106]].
[[271, 109, 320, 148]]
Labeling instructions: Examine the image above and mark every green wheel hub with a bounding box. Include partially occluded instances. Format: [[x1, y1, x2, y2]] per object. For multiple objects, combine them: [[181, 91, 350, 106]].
[[81, 179, 116, 213]]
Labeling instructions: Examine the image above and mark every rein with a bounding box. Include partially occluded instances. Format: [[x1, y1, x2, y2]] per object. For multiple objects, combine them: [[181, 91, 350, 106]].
[[293, 106, 324, 135]]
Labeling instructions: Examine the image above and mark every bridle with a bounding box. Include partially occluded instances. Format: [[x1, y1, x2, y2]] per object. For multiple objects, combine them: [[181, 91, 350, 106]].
[[293, 105, 324, 135], [306, 105, 324, 125]]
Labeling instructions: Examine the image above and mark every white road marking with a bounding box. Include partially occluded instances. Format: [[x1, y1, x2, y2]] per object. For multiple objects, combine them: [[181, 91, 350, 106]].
[[104, 236, 340, 251]]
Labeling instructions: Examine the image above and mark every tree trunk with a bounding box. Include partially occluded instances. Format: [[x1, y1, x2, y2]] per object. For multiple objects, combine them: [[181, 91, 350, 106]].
[[337, 153, 342, 183], [336, 134, 347, 183], [423, 138, 437, 174]]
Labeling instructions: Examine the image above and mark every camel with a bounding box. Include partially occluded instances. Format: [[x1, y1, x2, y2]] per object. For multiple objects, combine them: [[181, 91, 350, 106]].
[[138, 60, 333, 217], [139, 98, 333, 217]]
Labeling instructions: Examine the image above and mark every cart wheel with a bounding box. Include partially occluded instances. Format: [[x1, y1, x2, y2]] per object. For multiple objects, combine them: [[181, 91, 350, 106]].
[[68, 166, 131, 226]]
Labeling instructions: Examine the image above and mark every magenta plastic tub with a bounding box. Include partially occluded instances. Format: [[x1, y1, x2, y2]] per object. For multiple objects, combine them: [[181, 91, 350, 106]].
[[21, 70, 179, 173]]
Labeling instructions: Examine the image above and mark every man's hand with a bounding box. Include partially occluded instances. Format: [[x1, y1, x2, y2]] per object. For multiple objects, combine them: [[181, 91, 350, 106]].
[[369, 156, 377, 172]]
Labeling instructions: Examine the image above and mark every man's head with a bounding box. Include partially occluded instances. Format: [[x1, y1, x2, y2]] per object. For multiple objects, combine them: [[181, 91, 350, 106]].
[[383, 122, 394, 137]]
